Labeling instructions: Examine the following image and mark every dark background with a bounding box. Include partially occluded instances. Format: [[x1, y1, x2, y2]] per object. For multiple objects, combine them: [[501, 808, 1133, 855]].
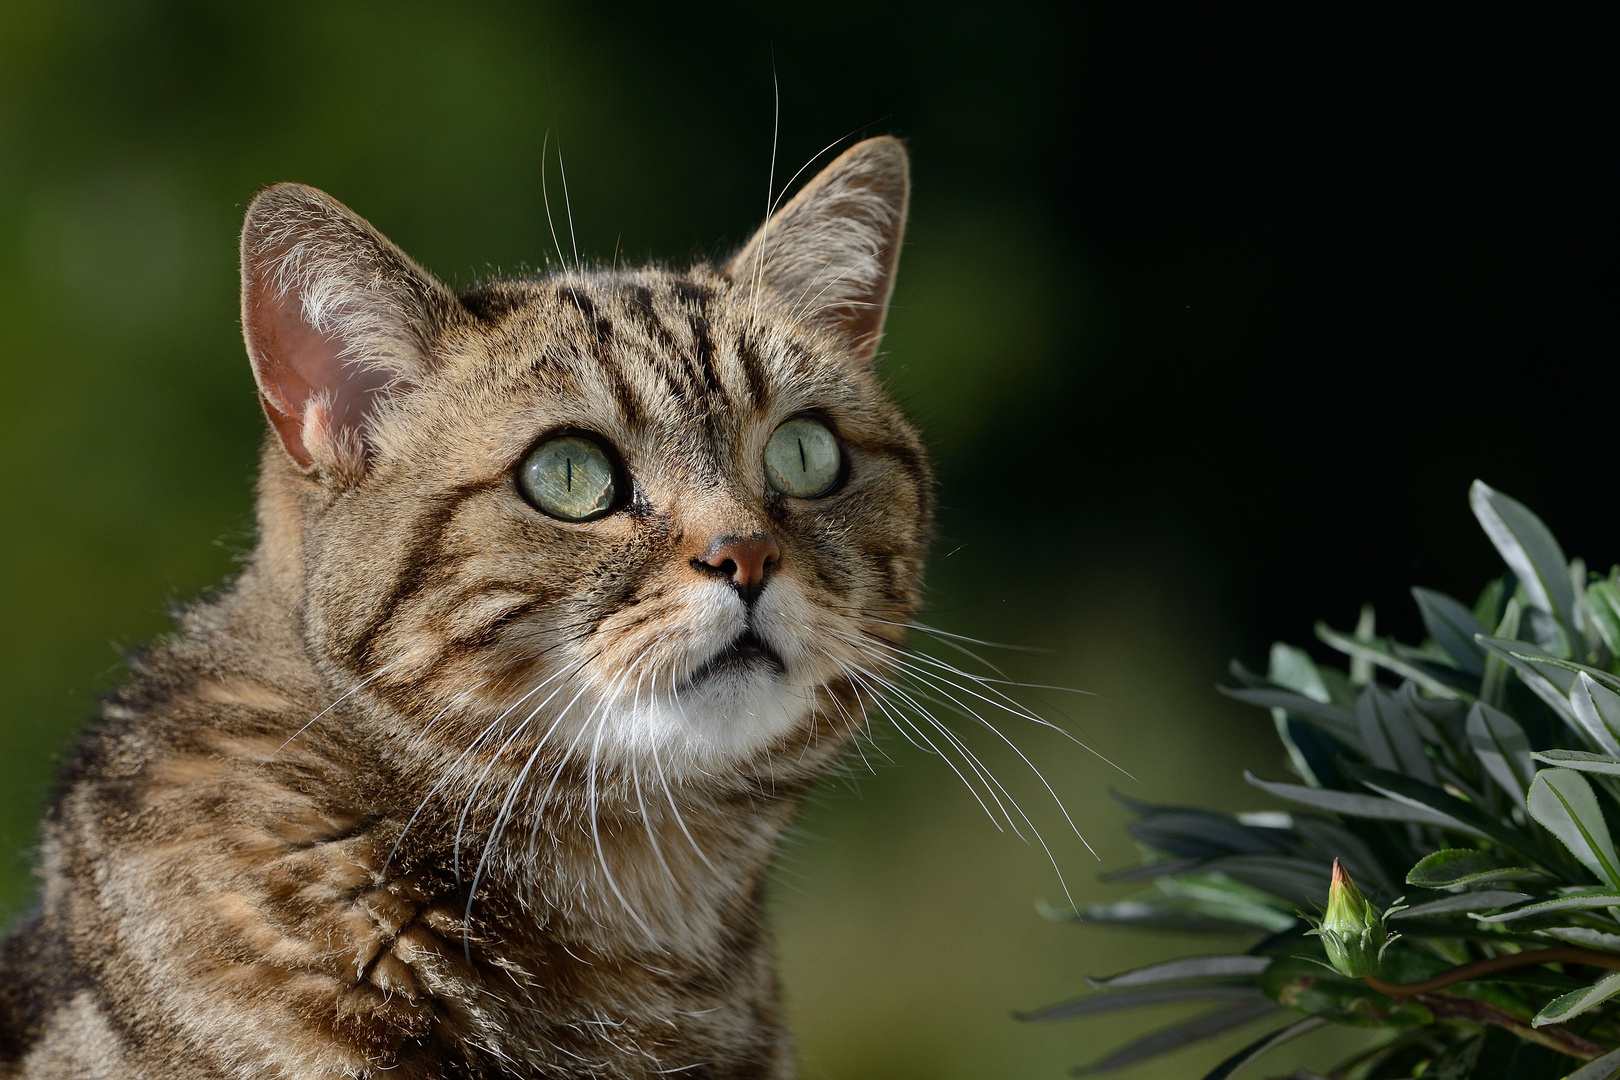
[[1, 3, 1615, 1077]]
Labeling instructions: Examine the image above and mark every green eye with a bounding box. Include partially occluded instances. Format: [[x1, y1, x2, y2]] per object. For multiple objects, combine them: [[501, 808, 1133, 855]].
[[764, 417, 842, 498], [518, 435, 620, 521]]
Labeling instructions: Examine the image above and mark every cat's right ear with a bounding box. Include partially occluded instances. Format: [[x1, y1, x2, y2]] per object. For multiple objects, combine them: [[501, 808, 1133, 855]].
[[239, 184, 458, 480]]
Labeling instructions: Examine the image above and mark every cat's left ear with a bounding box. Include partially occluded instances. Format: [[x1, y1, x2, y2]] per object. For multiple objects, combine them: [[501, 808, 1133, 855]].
[[725, 136, 910, 362], [239, 184, 460, 480]]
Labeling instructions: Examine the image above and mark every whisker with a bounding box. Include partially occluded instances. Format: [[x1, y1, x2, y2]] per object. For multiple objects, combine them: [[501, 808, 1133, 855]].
[[838, 649, 1083, 904], [586, 656, 664, 947], [650, 665, 720, 875], [745, 60, 781, 339], [855, 630, 1129, 780], [451, 655, 601, 882], [833, 655, 1018, 835], [555, 123, 579, 270], [833, 655, 1009, 828], [266, 661, 397, 759], [541, 128, 567, 273]]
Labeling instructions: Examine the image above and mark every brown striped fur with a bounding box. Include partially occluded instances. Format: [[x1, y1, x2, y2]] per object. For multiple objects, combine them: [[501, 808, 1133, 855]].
[[0, 138, 929, 1078]]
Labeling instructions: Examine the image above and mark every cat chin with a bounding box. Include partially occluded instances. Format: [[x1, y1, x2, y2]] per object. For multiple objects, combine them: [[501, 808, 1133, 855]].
[[583, 666, 817, 775]]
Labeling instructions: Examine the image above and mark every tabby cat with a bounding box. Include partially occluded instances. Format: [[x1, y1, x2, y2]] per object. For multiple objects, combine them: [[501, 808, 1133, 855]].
[[0, 137, 930, 1078]]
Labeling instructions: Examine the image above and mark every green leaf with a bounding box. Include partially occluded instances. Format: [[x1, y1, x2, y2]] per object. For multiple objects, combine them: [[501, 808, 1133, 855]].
[[1198, 1016, 1329, 1080], [1475, 890, 1620, 923], [1588, 580, 1620, 660], [1535, 926, 1620, 952], [1055, 883, 1297, 934], [1219, 686, 1361, 749], [1525, 654, 1620, 696], [1407, 848, 1541, 890], [1340, 761, 1562, 867], [1562, 1044, 1620, 1080], [1013, 984, 1264, 1022], [1085, 955, 1272, 989], [1069, 1000, 1285, 1076], [1356, 684, 1436, 783], [1571, 673, 1620, 755], [1470, 480, 1576, 626], [1467, 701, 1536, 809], [1476, 636, 1580, 723], [1198, 855, 1331, 908], [1156, 872, 1300, 932], [1244, 771, 1479, 833], [1317, 622, 1473, 700], [1291, 816, 1391, 892], [1534, 971, 1620, 1027], [1414, 586, 1489, 677], [1394, 890, 1532, 917], [1121, 802, 1300, 860], [1267, 643, 1330, 702], [1528, 769, 1620, 887], [1477, 576, 1509, 627], [1534, 750, 1620, 776], [1352, 603, 1376, 686]]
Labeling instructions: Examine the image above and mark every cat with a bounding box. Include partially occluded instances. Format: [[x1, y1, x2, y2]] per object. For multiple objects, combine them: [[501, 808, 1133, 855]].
[[0, 137, 930, 1079]]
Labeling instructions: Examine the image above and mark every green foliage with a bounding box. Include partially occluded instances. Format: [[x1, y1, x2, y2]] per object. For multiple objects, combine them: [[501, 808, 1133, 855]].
[[1025, 483, 1620, 1078]]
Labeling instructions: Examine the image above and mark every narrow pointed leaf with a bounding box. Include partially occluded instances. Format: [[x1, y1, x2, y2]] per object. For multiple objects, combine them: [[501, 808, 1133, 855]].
[[1070, 1000, 1284, 1076], [1475, 890, 1620, 922], [1537, 926, 1620, 952], [1470, 479, 1575, 624], [1317, 622, 1471, 700], [1571, 673, 1620, 754], [1218, 686, 1361, 749], [1588, 580, 1620, 659], [1085, 955, 1272, 989], [1394, 890, 1532, 917], [1060, 898, 1291, 934], [1267, 643, 1331, 701], [1199, 1017, 1329, 1080], [1407, 848, 1541, 889], [1413, 587, 1488, 676], [1534, 751, 1620, 776], [1291, 816, 1390, 892], [1468, 701, 1536, 808], [1563, 1044, 1620, 1080], [1476, 636, 1580, 722], [1126, 809, 1296, 859], [1355, 684, 1435, 782], [1198, 855, 1331, 907], [1014, 984, 1263, 1022], [1528, 769, 1620, 887], [1522, 653, 1620, 696], [1534, 971, 1620, 1027], [1340, 762, 1557, 863], [1244, 772, 1471, 832]]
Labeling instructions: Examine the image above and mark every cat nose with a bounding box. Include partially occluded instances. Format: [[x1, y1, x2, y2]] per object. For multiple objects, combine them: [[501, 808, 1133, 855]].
[[694, 535, 781, 603]]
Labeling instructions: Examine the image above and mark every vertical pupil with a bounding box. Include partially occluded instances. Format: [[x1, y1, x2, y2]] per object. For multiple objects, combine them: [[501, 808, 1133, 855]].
[[565, 456, 573, 491], [798, 438, 807, 473]]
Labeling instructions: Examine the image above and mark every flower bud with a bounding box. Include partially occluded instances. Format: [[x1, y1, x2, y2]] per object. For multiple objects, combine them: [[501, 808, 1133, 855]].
[[1307, 859, 1398, 978]]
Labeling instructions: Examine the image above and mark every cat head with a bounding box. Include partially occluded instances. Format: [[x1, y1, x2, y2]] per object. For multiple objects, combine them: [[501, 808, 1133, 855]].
[[240, 138, 930, 785]]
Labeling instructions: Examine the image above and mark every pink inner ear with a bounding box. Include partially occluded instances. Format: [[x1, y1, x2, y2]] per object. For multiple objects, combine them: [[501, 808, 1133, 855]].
[[246, 278, 389, 469]]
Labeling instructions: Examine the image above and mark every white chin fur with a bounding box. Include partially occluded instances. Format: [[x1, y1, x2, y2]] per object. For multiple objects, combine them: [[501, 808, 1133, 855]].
[[577, 582, 823, 773]]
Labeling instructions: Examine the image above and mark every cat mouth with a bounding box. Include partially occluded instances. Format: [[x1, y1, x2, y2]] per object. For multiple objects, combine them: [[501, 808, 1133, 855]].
[[686, 629, 786, 688]]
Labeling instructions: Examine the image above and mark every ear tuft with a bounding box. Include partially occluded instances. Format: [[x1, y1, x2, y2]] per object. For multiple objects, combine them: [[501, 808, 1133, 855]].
[[726, 136, 910, 361], [240, 184, 457, 478]]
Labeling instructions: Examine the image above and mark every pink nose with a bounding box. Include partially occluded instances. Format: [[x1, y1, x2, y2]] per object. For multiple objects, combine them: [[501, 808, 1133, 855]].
[[696, 535, 781, 595]]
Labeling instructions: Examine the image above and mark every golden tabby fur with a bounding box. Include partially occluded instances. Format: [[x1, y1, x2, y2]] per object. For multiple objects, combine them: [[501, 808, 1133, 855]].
[[0, 138, 929, 1078]]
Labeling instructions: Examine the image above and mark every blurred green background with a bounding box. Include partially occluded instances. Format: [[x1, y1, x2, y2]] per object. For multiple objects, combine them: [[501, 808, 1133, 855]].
[[2, 3, 1616, 1077]]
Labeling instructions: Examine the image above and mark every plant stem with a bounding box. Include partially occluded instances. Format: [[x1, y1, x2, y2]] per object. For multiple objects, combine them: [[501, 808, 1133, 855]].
[[1362, 947, 1620, 996], [1415, 993, 1607, 1060]]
